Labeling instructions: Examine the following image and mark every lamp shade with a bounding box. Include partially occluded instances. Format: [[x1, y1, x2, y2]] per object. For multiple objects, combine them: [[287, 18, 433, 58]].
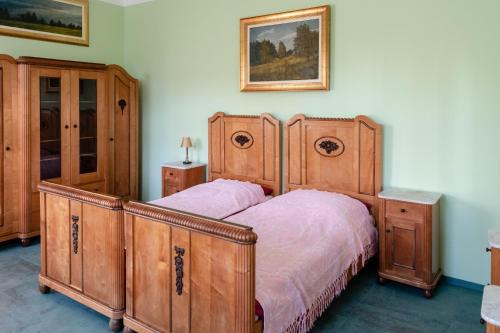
[[180, 137, 192, 148]]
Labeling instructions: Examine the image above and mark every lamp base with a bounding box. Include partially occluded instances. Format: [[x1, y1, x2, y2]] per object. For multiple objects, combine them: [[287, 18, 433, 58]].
[[182, 161, 192, 165]]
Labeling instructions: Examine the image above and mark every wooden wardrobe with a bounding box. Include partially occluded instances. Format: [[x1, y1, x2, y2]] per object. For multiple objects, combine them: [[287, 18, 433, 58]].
[[0, 55, 139, 246]]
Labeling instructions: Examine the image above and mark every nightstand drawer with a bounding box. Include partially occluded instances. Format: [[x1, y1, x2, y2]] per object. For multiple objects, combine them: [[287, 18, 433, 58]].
[[164, 168, 181, 186], [386, 200, 425, 221], [161, 162, 206, 197], [165, 187, 180, 196]]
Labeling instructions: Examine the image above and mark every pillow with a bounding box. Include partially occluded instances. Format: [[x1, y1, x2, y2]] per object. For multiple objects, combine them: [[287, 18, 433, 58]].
[[261, 186, 273, 196]]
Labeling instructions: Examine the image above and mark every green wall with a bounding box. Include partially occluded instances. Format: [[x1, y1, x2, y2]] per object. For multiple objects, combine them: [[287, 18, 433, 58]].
[[0, 0, 123, 65], [0, 0, 498, 285], [124, 0, 500, 285]]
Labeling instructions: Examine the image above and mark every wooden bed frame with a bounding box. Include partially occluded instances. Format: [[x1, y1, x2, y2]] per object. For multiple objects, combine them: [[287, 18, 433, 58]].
[[121, 114, 382, 333], [39, 114, 381, 333], [38, 113, 281, 332]]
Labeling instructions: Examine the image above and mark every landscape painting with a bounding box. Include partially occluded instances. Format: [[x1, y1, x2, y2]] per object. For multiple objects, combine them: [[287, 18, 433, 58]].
[[241, 6, 330, 91], [250, 19, 320, 82], [0, 0, 88, 46]]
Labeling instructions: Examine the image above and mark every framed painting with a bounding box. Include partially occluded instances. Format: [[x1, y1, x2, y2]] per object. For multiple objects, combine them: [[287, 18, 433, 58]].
[[0, 0, 89, 46], [240, 5, 330, 92]]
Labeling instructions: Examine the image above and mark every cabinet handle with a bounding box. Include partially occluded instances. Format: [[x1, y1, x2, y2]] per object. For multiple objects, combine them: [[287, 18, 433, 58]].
[[110, 138, 114, 142], [486, 248, 492, 252], [5, 146, 10, 151], [169, 172, 174, 176], [65, 125, 69, 129], [386, 229, 391, 233], [73, 124, 78, 128], [400, 208, 407, 213]]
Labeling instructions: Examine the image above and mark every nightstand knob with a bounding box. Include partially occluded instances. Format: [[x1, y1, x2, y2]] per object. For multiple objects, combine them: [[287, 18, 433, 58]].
[[486, 248, 492, 252], [400, 208, 407, 213], [169, 172, 174, 176]]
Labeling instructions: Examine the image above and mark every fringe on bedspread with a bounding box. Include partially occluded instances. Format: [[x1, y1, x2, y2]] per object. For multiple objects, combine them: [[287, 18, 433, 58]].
[[283, 242, 377, 333]]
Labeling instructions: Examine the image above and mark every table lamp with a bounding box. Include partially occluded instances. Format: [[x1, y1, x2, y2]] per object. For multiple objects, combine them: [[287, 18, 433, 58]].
[[181, 137, 193, 164]]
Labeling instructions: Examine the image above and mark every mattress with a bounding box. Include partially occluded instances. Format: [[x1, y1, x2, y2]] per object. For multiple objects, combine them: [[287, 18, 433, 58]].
[[227, 189, 378, 333]]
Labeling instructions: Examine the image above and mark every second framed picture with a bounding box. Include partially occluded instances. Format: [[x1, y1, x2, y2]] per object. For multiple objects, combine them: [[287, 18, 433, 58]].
[[240, 5, 330, 92]]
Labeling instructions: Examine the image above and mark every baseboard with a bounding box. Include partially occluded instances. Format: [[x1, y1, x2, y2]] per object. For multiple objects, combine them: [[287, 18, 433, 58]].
[[442, 275, 484, 292]]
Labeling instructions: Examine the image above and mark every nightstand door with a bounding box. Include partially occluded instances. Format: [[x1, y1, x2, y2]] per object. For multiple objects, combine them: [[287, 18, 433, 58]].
[[491, 248, 500, 285], [385, 218, 424, 279]]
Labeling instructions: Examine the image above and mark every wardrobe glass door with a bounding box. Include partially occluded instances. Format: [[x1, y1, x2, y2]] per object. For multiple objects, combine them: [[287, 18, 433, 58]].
[[39, 76, 62, 181], [70, 71, 105, 186], [79, 78, 98, 175]]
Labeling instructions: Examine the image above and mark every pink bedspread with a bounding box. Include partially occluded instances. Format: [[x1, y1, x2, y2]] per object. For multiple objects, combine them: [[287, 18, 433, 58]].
[[227, 189, 378, 333], [149, 179, 267, 220]]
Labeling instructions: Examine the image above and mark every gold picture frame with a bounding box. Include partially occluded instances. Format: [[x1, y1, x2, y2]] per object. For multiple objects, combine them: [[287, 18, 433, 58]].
[[240, 5, 330, 92], [0, 0, 89, 46]]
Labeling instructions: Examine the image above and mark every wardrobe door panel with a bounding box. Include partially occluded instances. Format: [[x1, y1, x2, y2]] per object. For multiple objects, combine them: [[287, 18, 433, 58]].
[[31, 68, 71, 190], [108, 67, 138, 199], [70, 70, 107, 187], [2, 62, 20, 237], [0, 68, 4, 234]]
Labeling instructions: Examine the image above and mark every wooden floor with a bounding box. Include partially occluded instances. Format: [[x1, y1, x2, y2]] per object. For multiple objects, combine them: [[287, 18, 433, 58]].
[[0, 238, 484, 333]]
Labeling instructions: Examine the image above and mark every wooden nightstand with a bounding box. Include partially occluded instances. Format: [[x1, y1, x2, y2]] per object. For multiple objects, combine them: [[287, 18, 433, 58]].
[[161, 162, 206, 197], [377, 188, 442, 298], [487, 230, 500, 285]]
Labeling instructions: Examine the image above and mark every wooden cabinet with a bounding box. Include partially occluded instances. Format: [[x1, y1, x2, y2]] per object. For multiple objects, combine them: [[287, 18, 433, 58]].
[[0, 55, 21, 243], [378, 188, 442, 298], [161, 162, 206, 197], [487, 230, 500, 285], [0, 55, 141, 246]]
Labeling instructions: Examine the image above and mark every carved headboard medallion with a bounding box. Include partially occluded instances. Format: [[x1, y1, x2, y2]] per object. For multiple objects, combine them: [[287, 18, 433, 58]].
[[231, 131, 254, 149], [314, 137, 345, 157]]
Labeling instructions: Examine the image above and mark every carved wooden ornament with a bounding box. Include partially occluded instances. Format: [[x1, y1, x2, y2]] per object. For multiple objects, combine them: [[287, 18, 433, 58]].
[[71, 215, 79, 255], [174, 246, 185, 295], [314, 136, 345, 157], [231, 131, 254, 149]]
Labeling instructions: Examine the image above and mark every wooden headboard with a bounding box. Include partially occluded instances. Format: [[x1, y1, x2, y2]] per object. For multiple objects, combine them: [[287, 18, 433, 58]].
[[285, 114, 382, 217], [208, 112, 281, 195]]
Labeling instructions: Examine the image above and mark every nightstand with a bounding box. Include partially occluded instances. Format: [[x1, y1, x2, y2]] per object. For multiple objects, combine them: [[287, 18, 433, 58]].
[[377, 188, 442, 298], [481, 285, 500, 332], [487, 230, 500, 285], [161, 162, 206, 197]]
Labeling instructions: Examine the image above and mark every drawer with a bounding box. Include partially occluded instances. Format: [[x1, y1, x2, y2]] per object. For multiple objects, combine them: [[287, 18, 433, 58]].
[[385, 200, 425, 221], [79, 181, 106, 193], [164, 168, 182, 186], [165, 186, 181, 196]]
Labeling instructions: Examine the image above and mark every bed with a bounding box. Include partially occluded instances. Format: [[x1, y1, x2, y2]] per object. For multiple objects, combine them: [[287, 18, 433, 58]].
[[121, 114, 382, 333], [37, 112, 281, 331]]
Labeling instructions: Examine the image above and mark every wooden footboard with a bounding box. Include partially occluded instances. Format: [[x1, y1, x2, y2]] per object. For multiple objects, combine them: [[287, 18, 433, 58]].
[[38, 182, 126, 331], [123, 201, 257, 333]]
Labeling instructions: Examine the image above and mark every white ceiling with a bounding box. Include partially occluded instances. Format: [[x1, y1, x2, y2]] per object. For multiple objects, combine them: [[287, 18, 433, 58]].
[[99, 0, 155, 7]]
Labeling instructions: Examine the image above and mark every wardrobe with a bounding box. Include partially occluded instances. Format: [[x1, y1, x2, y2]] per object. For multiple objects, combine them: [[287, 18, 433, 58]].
[[0, 55, 139, 246]]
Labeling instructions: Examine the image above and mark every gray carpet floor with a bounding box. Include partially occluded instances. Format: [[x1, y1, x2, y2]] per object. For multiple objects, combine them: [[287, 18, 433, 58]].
[[0, 238, 484, 333]]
